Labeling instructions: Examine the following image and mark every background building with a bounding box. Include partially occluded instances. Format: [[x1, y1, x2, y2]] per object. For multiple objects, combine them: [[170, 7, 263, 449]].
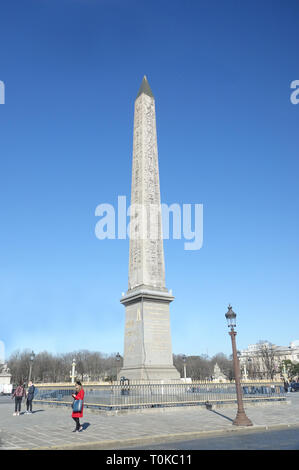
[[239, 340, 299, 380]]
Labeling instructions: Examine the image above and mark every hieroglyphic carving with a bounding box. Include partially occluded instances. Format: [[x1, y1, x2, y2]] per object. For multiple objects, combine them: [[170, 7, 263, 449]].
[[126, 343, 135, 353], [128, 91, 165, 290]]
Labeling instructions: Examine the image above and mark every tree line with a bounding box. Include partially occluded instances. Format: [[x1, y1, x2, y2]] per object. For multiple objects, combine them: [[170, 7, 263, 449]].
[[5, 349, 234, 384], [4, 342, 299, 385], [6, 350, 120, 384], [173, 353, 234, 381]]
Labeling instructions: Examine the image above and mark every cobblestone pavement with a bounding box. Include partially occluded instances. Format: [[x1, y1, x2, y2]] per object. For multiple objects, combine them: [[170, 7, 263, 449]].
[[0, 394, 298, 450]]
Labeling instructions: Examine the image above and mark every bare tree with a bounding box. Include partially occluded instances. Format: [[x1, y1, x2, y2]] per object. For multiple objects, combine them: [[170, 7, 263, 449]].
[[7, 349, 32, 384], [173, 353, 232, 381], [256, 341, 277, 380]]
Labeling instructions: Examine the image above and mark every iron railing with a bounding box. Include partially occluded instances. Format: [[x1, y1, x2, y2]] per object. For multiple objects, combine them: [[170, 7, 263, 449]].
[[33, 381, 286, 410]]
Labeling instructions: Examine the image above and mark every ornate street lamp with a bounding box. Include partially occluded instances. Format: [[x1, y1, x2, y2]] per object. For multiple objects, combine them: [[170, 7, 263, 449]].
[[70, 358, 76, 384], [182, 354, 187, 380], [244, 357, 253, 380], [28, 351, 35, 383], [225, 305, 252, 426], [247, 357, 252, 378], [116, 352, 121, 381]]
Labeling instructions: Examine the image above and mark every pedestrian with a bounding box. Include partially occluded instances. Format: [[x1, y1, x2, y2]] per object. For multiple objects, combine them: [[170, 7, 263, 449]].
[[25, 380, 36, 414], [284, 380, 289, 393], [71, 381, 84, 432], [12, 382, 26, 416]]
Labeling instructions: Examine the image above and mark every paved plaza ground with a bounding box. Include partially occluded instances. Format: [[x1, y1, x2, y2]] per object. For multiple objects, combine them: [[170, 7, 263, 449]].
[[0, 394, 299, 450]]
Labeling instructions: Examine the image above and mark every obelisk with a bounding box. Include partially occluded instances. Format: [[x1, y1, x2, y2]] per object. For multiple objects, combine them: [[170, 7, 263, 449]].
[[119, 76, 180, 381]]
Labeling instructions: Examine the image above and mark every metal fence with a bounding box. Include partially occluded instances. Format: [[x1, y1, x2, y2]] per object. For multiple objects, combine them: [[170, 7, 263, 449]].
[[33, 381, 286, 410]]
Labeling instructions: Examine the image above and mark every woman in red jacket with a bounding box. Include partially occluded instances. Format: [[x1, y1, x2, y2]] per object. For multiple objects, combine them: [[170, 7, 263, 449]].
[[71, 381, 84, 432]]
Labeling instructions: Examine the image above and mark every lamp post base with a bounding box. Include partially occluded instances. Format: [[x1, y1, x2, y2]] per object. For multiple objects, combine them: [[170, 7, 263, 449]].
[[233, 411, 253, 427]]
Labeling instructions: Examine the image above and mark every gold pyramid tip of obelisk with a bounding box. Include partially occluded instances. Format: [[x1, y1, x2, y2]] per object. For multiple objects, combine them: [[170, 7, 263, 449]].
[[136, 75, 154, 99]]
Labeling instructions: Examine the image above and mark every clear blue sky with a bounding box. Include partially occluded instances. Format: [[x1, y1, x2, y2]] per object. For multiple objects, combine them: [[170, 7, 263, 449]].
[[0, 0, 298, 360]]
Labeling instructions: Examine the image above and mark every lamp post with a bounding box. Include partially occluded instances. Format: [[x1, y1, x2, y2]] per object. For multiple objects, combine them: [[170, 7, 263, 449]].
[[241, 357, 248, 381], [70, 358, 76, 384], [247, 357, 252, 380], [116, 352, 121, 381], [182, 354, 187, 381], [225, 305, 252, 426], [28, 351, 35, 383], [236, 350, 247, 381]]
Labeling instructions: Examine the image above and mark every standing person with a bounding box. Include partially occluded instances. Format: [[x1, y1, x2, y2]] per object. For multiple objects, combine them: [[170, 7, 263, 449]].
[[25, 380, 36, 414], [71, 381, 84, 432], [284, 380, 289, 393], [12, 382, 26, 416]]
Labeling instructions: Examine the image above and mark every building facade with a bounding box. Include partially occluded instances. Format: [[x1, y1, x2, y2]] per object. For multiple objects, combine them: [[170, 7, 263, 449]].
[[239, 340, 299, 380]]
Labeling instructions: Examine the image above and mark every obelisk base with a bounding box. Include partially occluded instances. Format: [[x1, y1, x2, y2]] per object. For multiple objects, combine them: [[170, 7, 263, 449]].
[[120, 287, 180, 382], [118, 365, 181, 382]]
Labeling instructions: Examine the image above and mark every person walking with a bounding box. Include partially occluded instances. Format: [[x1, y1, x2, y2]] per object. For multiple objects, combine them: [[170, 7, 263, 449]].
[[12, 382, 26, 416], [25, 380, 36, 414], [71, 381, 84, 432]]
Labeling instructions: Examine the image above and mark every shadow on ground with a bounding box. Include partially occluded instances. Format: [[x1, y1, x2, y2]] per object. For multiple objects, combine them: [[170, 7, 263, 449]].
[[209, 409, 234, 422], [82, 422, 91, 431]]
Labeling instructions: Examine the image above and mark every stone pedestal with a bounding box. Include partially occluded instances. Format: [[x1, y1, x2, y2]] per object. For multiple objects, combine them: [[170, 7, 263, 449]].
[[120, 287, 180, 381]]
